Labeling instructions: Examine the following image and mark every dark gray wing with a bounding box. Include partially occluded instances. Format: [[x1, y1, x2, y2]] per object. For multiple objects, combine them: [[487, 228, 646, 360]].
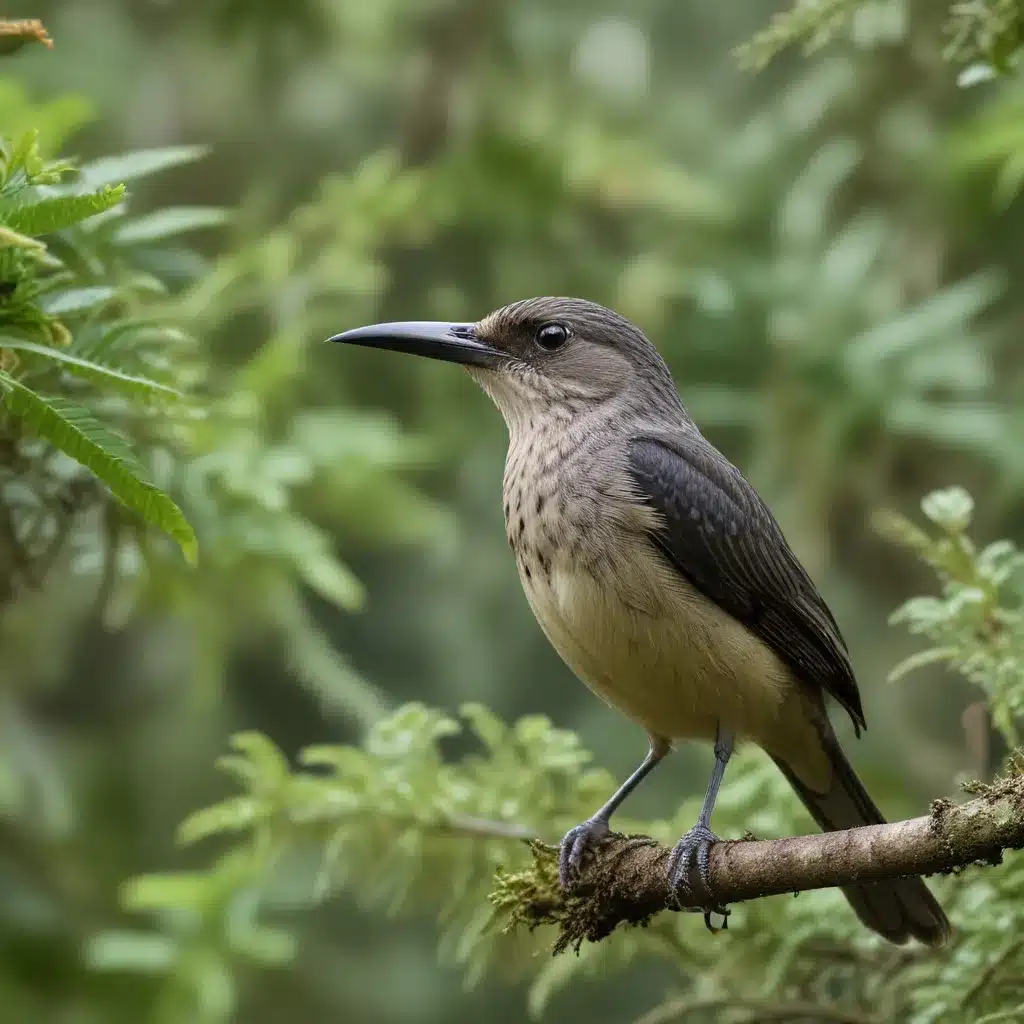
[[628, 433, 865, 733]]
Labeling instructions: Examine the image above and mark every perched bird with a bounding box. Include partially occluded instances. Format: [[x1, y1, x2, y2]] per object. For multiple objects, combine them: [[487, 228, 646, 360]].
[[328, 297, 949, 946]]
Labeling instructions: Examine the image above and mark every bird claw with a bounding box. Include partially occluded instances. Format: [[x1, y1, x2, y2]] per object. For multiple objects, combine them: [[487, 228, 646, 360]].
[[558, 817, 610, 888], [667, 823, 728, 920], [703, 907, 731, 934]]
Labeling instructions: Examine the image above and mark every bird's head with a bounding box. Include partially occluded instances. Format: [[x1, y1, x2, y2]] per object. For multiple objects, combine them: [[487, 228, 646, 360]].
[[328, 297, 683, 428]]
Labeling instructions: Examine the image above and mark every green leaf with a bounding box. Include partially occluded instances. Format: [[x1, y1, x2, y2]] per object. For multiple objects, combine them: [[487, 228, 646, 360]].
[[3, 185, 124, 235], [296, 551, 365, 611], [113, 206, 229, 244], [229, 925, 297, 966], [69, 318, 192, 362], [193, 952, 237, 1021], [178, 797, 266, 846], [959, 62, 998, 87], [77, 145, 211, 189], [122, 872, 214, 914], [845, 272, 1004, 372], [40, 286, 116, 316], [85, 931, 179, 973], [0, 338, 182, 399], [268, 580, 388, 727], [461, 703, 508, 752], [0, 224, 44, 249], [0, 371, 197, 563], [227, 732, 290, 789], [887, 646, 959, 683]]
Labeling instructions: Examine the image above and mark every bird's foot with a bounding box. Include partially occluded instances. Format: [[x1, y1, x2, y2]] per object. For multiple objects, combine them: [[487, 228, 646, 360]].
[[558, 817, 611, 888], [667, 823, 730, 929]]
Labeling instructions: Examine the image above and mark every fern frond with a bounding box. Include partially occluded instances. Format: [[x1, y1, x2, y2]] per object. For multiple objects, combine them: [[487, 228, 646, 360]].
[[40, 286, 117, 316], [0, 337, 182, 399], [735, 0, 859, 70], [0, 370, 197, 563], [76, 145, 211, 190], [0, 224, 45, 249], [1, 185, 125, 236], [113, 206, 229, 245], [69, 319, 192, 362]]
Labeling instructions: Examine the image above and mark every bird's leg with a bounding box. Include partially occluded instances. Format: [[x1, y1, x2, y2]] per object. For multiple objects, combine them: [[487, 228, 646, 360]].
[[559, 736, 669, 888], [667, 726, 734, 922]]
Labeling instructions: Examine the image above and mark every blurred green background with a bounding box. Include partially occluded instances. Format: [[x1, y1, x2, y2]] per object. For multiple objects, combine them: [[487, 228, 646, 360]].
[[1, 1, 1023, 1021]]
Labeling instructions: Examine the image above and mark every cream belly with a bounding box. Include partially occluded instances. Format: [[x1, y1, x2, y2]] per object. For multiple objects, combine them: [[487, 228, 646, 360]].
[[521, 550, 831, 790]]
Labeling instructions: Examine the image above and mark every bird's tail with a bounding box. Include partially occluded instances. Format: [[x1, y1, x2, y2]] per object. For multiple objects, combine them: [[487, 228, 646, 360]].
[[771, 734, 950, 947]]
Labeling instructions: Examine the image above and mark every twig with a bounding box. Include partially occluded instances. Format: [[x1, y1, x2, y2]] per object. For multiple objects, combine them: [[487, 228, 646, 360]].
[[91, 500, 122, 626], [441, 813, 536, 841], [496, 776, 1024, 951], [0, 19, 53, 56]]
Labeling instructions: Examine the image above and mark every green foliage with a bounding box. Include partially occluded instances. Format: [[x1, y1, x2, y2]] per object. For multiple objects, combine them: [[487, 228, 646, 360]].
[[72, 145, 214, 191], [4, 186, 123, 235], [0, 128, 199, 561], [0, 376, 196, 563], [90, 705, 614, 1019], [945, 0, 1024, 76], [87, 852, 296, 1024], [739, 0, 1024, 81], [880, 488, 1024, 744], [950, 87, 1024, 204], [0, 338, 183, 398], [736, 0, 864, 69], [0, 80, 451, 728], [137, 149, 457, 726]]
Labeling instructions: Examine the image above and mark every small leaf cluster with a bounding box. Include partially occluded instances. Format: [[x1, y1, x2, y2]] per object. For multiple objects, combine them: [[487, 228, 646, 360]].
[[738, 1, 1024, 83], [879, 487, 1024, 745], [89, 704, 616, 1018], [0, 130, 223, 573], [945, 0, 1024, 79], [735, 0, 863, 71]]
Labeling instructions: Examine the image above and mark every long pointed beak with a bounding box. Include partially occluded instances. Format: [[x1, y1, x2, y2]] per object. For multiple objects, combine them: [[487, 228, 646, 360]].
[[326, 321, 505, 369]]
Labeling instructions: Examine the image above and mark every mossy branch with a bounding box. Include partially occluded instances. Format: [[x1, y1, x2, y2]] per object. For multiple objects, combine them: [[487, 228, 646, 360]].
[[494, 774, 1024, 953]]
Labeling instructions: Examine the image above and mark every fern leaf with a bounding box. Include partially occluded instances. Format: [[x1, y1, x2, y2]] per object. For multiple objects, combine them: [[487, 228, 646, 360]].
[[113, 206, 229, 245], [69, 319, 191, 362], [0, 224, 45, 249], [0, 370, 197, 563], [77, 145, 211, 190], [2, 185, 125, 236], [0, 337, 182, 399], [40, 286, 116, 316]]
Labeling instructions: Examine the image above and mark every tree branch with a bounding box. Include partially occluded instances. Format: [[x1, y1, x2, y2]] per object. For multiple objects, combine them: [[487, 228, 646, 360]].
[[494, 775, 1024, 951]]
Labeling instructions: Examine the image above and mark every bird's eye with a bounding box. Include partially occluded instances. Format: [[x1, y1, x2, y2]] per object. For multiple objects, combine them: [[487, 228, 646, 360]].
[[535, 323, 570, 351]]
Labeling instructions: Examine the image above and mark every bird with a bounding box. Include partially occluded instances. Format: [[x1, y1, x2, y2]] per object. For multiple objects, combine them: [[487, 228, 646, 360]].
[[328, 296, 950, 947]]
